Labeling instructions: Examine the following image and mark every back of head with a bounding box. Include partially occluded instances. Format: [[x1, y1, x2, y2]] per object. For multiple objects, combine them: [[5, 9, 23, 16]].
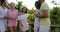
[[35, 1, 41, 9]]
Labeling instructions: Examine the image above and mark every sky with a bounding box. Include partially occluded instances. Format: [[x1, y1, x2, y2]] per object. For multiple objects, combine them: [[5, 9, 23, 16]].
[[8, 0, 60, 9]]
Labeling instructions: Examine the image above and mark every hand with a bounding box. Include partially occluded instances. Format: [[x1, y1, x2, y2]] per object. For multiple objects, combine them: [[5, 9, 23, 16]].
[[19, 21, 23, 27], [20, 22, 23, 27], [4, 16, 8, 19]]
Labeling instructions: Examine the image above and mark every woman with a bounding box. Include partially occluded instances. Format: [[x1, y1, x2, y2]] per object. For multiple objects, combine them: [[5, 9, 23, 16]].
[[34, 1, 41, 32], [6, 3, 18, 32], [35, 0, 51, 32], [18, 7, 29, 32]]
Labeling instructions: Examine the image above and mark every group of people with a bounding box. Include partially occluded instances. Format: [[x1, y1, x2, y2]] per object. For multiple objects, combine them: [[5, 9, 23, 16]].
[[0, 0, 29, 32], [0, 0, 51, 32], [34, 0, 50, 32]]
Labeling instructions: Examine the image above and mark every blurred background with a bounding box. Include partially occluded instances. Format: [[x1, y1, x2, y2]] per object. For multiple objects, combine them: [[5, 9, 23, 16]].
[[0, 0, 60, 32]]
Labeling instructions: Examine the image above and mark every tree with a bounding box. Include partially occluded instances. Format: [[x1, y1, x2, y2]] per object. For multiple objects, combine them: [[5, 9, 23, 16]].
[[51, 0, 60, 5], [50, 7, 60, 25], [15, 1, 23, 12]]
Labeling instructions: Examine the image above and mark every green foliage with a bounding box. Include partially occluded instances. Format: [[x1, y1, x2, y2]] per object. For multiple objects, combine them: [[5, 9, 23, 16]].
[[50, 7, 60, 25], [6, 3, 10, 9], [28, 8, 35, 14], [51, 0, 60, 5], [28, 8, 35, 22], [28, 14, 35, 22], [15, 1, 23, 12]]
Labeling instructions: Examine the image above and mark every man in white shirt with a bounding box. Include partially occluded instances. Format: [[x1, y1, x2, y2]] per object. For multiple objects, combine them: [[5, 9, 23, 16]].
[[34, 1, 41, 32], [0, 0, 8, 32]]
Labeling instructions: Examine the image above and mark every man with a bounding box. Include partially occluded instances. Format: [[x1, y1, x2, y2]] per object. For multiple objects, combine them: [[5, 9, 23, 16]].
[[34, 1, 41, 32], [35, 0, 51, 32], [0, 0, 8, 32]]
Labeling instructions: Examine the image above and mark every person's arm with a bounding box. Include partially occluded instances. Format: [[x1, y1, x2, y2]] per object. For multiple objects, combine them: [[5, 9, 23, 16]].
[[28, 19, 33, 25], [4, 11, 9, 19], [39, 9, 48, 18], [38, 2, 49, 18], [34, 11, 40, 17]]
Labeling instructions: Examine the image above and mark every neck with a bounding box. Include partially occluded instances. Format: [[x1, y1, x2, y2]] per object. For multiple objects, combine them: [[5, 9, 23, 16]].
[[40, 1, 44, 4], [11, 8, 14, 10]]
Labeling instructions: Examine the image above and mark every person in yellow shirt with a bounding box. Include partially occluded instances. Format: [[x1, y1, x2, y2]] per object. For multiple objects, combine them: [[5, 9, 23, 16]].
[[35, 0, 51, 32]]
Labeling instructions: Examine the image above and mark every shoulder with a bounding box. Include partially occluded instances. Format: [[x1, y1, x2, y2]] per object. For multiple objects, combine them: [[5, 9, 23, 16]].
[[5, 8, 8, 11], [0, 6, 2, 9], [40, 2, 49, 10], [42, 2, 48, 7], [8, 9, 11, 11], [25, 13, 28, 17], [0, 6, 1, 8], [7, 9, 11, 12], [43, 2, 47, 4], [0, 6, 3, 12]]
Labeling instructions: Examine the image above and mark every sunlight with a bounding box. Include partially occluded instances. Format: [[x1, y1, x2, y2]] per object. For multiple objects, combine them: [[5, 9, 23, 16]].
[[8, 0, 60, 9]]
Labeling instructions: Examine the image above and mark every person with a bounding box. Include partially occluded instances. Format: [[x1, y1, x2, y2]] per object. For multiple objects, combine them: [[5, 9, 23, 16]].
[[6, 3, 18, 32], [0, 0, 8, 32], [34, 1, 41, 32], [35, 0, 51, 32], [18, 7, 29, 32]]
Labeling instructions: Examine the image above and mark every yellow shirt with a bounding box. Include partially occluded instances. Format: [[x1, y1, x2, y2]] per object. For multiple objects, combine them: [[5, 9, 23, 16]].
[[40, 2, 50, 26]]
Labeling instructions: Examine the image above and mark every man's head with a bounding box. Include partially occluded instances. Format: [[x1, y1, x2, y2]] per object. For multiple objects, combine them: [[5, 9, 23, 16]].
[[38, 0, 45, 3], [1, 0, 6, 6], [35, 1, 41, 9]]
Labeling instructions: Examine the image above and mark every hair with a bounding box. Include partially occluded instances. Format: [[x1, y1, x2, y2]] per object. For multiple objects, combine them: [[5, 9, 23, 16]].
[[1, 0, 6, 5], [10, 2, 15, 5], [35, 1, 41, 9], [22, 7, 27, 13], [10, 2, 15, 6]]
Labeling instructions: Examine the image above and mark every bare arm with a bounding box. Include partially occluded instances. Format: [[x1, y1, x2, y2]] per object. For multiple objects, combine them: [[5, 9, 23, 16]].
[[39, 9, 48, 18], [34, 12, 40, 17], [28, 19, 33, 24]]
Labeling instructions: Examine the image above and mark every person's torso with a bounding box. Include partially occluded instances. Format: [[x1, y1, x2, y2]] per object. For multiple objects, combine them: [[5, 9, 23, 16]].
[[8, 9, 18, 19], [18, 14, 28, 25], [39, 2, 50, 26], [7, 9, 18, 22], [0, 6, 8, 23], [0, 6, 8, 17], [35, 9, 40, 21]]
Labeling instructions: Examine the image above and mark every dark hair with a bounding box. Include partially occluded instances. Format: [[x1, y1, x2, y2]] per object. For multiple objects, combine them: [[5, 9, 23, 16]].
[[22, 7, 27, 13], [35, 1, 41, 9], [1, 0, 6, 5]]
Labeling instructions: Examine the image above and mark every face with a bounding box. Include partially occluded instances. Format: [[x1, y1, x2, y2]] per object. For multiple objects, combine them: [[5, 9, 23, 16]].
[[10, 3, 15, 9], [23, 8, 27, 13], [2, 1, 6, 7]]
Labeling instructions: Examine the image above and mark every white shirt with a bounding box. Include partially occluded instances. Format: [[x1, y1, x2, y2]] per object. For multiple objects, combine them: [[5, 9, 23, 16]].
[[35, 9, 40, 21], [0, 6, 8, 31], [18, 13, 29, 25], [0, 6, 8, 19]]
